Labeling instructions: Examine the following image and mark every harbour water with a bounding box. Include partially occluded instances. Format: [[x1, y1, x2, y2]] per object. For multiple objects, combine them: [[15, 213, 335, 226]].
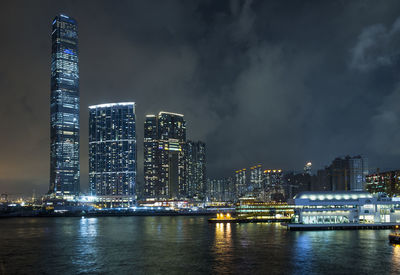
[[1, 216, 400, 274]]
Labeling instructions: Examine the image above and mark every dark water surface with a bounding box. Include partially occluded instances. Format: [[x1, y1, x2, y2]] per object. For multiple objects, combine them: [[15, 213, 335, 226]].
[[0, 216, 399, 274]]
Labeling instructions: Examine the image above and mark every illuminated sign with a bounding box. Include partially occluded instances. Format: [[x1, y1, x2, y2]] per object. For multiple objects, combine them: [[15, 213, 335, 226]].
[[64, 49, 75, 55]]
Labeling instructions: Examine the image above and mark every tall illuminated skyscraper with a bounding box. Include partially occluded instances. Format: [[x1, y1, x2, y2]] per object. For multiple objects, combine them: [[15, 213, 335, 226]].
[[89, 103, 136, 198], [144, 112, 186, 199], [143, 115, 158, 197], [185, 141, 206, 199], [49, 14, 80, 197]]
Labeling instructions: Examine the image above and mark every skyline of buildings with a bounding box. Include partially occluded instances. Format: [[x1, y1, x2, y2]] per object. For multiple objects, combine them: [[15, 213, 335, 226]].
[[19, 13, 394, 203], [143, 112, 206, 200], [49, 14, 80, 197]]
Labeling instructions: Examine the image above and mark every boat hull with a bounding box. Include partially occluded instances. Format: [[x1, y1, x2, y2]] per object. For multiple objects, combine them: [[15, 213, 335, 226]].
[[389, 234, 400, 244]]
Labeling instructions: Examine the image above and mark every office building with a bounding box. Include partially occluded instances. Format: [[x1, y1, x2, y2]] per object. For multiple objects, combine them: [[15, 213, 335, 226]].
[[330, 155, 368, 191], [89, 103, 136, 201], [49, 14, 80, 197]]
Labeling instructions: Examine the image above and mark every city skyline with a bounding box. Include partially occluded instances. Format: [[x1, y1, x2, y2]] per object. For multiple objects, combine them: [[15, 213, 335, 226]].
[[2, 1, 400, 196]]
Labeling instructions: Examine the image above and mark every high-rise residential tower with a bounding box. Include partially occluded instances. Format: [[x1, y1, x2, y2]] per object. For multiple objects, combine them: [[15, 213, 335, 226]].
[[49, 14, 80, 197], [89, 103, 137, 198], [235, 169, 247, 198], [144, 111, 186, 199], [184, 141, 206, 199], [143, 115, 158, 197], [250, 165, 263, 194]]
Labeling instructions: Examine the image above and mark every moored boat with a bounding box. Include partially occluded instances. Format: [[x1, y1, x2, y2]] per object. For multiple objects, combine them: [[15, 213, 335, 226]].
[[208, 213, 237, 223], [389, 232, 400, 244]]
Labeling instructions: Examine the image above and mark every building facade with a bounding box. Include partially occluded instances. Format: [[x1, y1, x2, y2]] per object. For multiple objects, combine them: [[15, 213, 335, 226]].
[[89, 103, 136, 199], [291, 191, 400, 224], [49, 14, 80, 197], [262, 169, 284, 202], [304, 162, 312, 175], [184, 141, 206, 199], [250, 165, 263, 195], [143, 115, 158, 197], [366, 170, 400, 197], [144, 112, 186, 199], [235, 169, 247, 198], [207, 177, 234, 202], [330, 155, 368, 191]]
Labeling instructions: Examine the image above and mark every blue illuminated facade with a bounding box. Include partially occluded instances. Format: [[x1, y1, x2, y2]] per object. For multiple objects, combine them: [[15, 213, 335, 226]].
[[49, 14, 80, 197], [89, 103, 137, 197]]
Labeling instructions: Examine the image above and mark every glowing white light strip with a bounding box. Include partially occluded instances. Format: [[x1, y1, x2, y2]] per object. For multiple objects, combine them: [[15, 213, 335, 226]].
[[158, 111, 184, 117], [89, 171, 136, 175], [89, 102, 136, 109], [89, 139, 136, 144]]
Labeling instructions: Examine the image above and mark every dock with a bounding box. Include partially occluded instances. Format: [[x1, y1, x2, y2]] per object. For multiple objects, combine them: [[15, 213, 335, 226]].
[[287, 223, 400, 231]]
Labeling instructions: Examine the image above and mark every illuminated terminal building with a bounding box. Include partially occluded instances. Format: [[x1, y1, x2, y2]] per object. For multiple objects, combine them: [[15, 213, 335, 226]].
[[89, 103, 136, 206], [290, 191, 400, 225], [49, 14, 80, 198]]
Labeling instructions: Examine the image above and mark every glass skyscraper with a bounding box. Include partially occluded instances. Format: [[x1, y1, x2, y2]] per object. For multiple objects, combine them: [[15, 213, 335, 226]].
[[49, 14, 80, 197], [89, 103, 136, 197]]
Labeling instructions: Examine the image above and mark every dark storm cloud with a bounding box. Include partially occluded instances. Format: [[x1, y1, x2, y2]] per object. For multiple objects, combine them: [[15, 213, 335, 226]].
[[351, 17, 400, 71], [1, 0, 400, 195]]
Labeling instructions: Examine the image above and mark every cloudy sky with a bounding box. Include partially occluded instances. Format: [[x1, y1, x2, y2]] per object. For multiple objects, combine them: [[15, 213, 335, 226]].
[[1, 0, 400, 196]]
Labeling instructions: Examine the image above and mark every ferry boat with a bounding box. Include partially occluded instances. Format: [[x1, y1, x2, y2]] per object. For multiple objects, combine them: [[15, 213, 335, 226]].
[[389, 225, 400, 244], [208, 213, 237, 223], [389, 232, 400, 244]]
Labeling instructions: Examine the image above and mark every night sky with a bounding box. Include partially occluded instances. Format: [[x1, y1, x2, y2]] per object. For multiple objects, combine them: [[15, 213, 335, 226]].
[[1, 0, 400, 196]]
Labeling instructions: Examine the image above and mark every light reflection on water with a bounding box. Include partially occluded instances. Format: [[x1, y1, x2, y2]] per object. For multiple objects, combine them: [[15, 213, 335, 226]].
[[391, 244, 400, 273], [73, 218, 99, 273], [213, 223, 233, 273], [0, 217, 400, 274]]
